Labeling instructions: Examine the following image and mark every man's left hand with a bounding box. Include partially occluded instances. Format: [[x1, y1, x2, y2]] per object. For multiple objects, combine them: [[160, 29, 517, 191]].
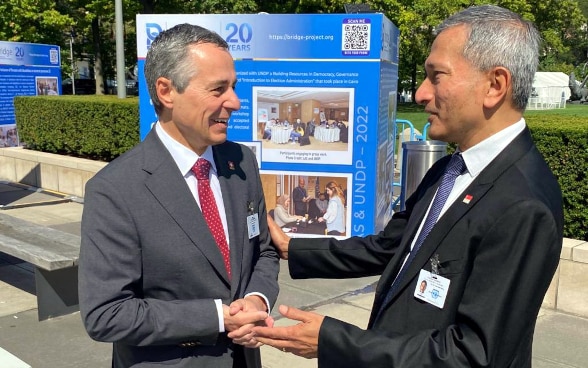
[[252, 305, 324, 359]]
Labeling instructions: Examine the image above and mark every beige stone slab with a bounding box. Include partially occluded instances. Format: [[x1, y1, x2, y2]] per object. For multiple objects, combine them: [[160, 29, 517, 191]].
[[38, 163, 59, 192], [3, 202, 83, 226], [556, 260, 588, 318], [561, 238, 584, 260], [13, 160, 38, 187], [536, 307, 556, 318], [75, 159, 107, 173], [313, 302, 371, 330], [0, 280, 36, 318], [342, 292, 375, 311], [57, 167, 86, 197], [0, 147, 33, 160], [572, 242, 588, 264], [542, 264, 559, 309], [0, 157, 16, 182]]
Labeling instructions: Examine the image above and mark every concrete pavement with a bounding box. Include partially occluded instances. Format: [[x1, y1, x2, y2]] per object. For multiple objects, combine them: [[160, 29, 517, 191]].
[[0, 181, 587, 368]]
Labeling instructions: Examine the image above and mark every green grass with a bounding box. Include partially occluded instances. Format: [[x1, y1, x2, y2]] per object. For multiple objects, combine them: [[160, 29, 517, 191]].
[[396, 104, 428, 133], [525, 103, 588, 117], [396, 102, 588, 135]]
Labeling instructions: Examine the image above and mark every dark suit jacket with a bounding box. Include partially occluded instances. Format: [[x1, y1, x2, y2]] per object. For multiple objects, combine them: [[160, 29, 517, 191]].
[[292, 186, 308, 216], [288, 128, 563, 368], [79, 130, 279, 368]]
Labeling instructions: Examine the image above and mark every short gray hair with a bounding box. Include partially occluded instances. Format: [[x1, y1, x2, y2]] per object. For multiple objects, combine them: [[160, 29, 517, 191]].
[[144, 23, 229, 115], [435, 5, 541, 111]]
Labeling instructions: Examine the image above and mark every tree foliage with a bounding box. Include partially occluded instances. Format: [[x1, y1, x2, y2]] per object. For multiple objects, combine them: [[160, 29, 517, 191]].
[[2, 0, 586, 95]]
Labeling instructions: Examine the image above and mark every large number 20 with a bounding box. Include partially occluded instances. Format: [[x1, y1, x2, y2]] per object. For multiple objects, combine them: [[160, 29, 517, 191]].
[[15, 47, 24, 58], [225, 23, 252, 43]]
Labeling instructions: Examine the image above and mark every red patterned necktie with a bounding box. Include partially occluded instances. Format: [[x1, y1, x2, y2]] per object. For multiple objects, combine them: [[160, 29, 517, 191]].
[[192, 158, 231, 279]]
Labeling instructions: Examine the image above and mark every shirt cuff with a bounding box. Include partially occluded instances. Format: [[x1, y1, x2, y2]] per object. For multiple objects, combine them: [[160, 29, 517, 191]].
[[245, 292, 272, 313], [214, 299, 225, 333]]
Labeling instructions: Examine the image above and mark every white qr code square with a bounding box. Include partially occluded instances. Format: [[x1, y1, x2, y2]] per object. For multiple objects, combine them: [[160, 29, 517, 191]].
[[50, 49, 58, 64], [342, 23, 371, 54]]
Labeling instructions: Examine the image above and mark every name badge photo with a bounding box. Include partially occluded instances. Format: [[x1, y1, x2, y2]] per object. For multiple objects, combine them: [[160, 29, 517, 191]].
[[414, 269, 451, 309]]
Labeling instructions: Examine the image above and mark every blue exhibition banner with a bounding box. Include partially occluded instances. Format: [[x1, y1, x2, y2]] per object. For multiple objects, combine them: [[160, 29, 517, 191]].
[[0, 41, 61, 147], [136, 13, 399, 237]]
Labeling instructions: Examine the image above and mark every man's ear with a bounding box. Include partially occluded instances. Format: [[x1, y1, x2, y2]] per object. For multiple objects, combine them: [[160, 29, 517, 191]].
[[484, 67, 510, 109], [156, 77, 174, 109]]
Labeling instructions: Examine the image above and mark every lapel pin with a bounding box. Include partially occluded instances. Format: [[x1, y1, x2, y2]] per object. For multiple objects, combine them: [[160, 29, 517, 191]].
[[462, 194, 473, 204], [228, 161, 235, 170]]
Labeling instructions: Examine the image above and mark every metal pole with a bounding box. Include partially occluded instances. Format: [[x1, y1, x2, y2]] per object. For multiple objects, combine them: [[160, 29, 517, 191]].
[[115, 0, 126, 98], [70, 35, 76, 95]]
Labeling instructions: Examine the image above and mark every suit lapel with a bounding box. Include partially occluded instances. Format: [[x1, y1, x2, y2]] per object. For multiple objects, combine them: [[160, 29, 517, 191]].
[[142, 130, 231, 284], [213, 145, 247, 294], [375, 180, 438, 297]]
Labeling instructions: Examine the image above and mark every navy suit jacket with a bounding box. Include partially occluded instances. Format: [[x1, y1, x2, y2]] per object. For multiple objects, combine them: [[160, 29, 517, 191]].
[[79, 129, 279, 368], [288, 128, 563, 368]]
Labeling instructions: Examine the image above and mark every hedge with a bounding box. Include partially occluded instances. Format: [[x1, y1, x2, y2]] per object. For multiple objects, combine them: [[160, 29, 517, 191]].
[[13, 96, 588, 240], [527, 115, 588, 241], [14, 95, 139, 161]]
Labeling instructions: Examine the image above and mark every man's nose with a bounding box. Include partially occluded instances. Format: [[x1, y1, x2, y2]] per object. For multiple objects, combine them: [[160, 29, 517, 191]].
[[414, 79, 431, 106]]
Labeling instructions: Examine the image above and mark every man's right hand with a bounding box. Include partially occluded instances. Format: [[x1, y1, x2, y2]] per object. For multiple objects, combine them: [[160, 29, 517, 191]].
[[267, 215, 291, 260], [224, 299, 270, 348]]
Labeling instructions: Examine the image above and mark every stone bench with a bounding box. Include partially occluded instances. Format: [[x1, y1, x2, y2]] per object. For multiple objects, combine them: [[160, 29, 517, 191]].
[[0, 212, 80, 321]]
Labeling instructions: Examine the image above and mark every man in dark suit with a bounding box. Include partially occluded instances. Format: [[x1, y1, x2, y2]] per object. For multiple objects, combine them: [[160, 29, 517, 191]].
[[78, 24, 279, 368], [292, 177, 310, 216], [253, 5, 563, 368]]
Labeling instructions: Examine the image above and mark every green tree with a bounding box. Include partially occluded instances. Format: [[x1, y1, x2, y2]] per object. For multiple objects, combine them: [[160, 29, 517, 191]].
[[0, 0, 73, 43], [3, 0, 586, 97]]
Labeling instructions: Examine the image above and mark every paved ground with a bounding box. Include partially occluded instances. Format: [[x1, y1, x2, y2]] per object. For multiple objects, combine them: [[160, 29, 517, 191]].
[[0, 181, 587, 368]]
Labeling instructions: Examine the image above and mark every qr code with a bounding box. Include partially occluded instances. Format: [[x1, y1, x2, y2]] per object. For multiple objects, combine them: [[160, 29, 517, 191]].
[[342, 23, 371, 52], [50, 49, 58, 64]]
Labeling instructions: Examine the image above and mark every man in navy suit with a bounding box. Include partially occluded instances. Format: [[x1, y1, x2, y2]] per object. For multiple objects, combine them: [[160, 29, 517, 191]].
[[254, 5, 563, 368], [79, 24, 279, 368]]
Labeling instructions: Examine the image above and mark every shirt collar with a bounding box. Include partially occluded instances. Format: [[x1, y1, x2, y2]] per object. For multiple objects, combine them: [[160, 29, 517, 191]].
[[155, 122, 216, 177], [460, 118, 526, 178]]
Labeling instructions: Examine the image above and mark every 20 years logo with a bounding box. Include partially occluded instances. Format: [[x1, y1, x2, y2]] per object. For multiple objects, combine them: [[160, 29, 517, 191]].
[[223, 23, 252, 52]]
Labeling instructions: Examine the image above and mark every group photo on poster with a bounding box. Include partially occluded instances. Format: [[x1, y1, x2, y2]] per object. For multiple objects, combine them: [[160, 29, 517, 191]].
[[261, 171, 351, 238], [253, 87, 353, 165], [35, 77, 59, 95], [0, 125, 19, 147]]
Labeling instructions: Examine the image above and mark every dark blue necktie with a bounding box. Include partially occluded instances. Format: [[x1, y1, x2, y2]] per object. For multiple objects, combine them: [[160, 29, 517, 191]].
[[375, 153, 466, 321]]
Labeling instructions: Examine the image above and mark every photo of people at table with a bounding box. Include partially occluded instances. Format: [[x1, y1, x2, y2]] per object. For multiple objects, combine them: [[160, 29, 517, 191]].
[[261, 172, 351, 238], [0, 124, 20, 147], [253, 87, 353, 165], [36, 77, 59, 95]]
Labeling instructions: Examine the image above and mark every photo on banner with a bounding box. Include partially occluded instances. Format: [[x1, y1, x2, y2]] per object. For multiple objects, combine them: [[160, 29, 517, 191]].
[[261, 170, 352, 238]]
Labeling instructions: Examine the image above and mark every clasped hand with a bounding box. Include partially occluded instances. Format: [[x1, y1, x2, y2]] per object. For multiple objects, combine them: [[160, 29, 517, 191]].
[[225, 296, 274, 348]]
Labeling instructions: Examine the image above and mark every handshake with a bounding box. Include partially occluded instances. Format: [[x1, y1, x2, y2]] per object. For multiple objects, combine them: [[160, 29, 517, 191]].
[[224, 295, 273, 349]]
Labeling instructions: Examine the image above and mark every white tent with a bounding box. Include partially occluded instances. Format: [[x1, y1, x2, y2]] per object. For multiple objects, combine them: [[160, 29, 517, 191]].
[[527, 72, 570, 110]]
